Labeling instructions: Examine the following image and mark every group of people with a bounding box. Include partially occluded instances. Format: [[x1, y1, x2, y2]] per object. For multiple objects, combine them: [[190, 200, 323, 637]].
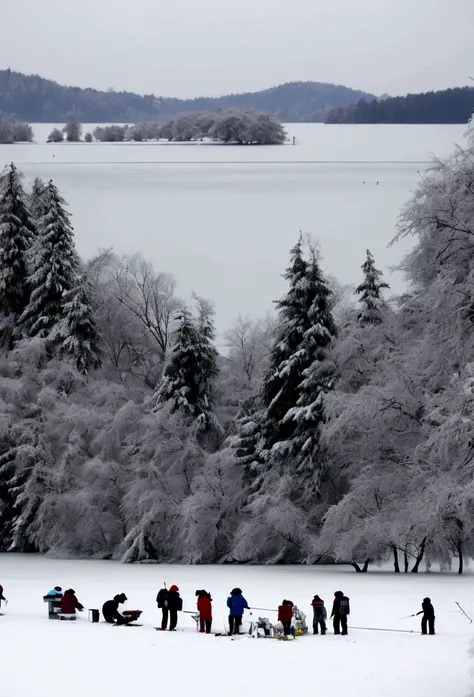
[[43, 584, 435, 636], [277, 591, 350, 637]]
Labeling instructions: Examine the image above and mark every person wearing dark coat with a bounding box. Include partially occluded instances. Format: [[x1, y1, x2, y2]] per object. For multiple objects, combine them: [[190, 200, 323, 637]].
[[196, 590, 213, 634], [278, 600, 294, 637], [156, 587, 169, 630], [102, 593, 130, 624], [331, 591, 350, 636], [311, 595, 327, 635], [417, 597, 435, 635], [226, 587, 249, 635], [163, 585, 182, 631], [0, 584, 6, 609], [61, 589, 84, 615]]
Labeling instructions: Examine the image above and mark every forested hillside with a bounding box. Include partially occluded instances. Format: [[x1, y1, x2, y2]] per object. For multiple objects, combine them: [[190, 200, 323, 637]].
[[326, 86, 474, 124], [0, 69, 374, 123], [1, 115, 474, 569]]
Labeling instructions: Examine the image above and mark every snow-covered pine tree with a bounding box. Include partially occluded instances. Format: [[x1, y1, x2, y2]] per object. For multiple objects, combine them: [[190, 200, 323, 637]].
[[29, 176, 48, 220], [0, 163, 36, 319], [20, 180, 80, 338], [280, 247, 337, 496], [229, 396, 263, 479], [258, 238, 336, 471], [355, 249, 390, 325], [53, 274, 102, 374], [154, 304, 219, 426]]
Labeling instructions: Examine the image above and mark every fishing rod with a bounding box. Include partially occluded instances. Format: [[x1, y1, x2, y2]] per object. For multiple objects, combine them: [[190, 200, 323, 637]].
[[455, 602, 473, 624], [249, 607, 277, 613], [352, 625, 414, 634]]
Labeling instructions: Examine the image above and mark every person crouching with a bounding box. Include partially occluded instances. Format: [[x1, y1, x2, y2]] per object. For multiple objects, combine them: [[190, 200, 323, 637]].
[[196, 590, 213, 634], [61, 589, 84, 616]]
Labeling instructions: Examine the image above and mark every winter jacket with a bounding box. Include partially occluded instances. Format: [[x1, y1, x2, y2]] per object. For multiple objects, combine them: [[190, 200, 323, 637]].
[[61, 592, 84, 615], [156, 589, 168, 609], [278, 605, 293, 624], [227, 594, 249, 617], [418, 599, 435, 618], [102, 598, 124, 623], [331, 596, 350, 617], [165, 590, 183, 612], [197, 595, 213, 622], [47, 588, 63, 597], [311, 599, 327, 621]]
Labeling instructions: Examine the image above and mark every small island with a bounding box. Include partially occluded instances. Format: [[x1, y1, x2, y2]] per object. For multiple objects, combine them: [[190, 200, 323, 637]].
[[48, 110, 287, 146]]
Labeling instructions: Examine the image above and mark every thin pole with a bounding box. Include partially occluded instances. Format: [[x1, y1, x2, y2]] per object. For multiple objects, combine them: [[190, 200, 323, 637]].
[[455, 602, 473, 624], [351, 625, 415, 634], [249, 607, 277, 613]]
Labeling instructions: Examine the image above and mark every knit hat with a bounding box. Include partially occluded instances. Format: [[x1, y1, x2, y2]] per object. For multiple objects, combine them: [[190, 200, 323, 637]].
[[170, 585, 179, 592], [54, 586, 62, 592]]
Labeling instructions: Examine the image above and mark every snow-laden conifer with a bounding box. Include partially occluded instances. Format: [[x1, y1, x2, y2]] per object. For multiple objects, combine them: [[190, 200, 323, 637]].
[[355, 249, 389, 325], [53, 274, 102, 374], [0, 163, 35, 317], [21, 180, 79, 337], [154, 302, 219, 426]]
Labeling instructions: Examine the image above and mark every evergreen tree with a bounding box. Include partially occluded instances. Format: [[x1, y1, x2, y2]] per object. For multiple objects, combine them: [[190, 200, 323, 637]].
[[53, 275, 102, 374], [20, 180, 80, 338], [259, 239, 336, 459], [229, 396, 263, 479], [355, 249, 390, 325], [29, 176, 48, 220], [0, 163, 35, 317], [154, 305, 219, 425]]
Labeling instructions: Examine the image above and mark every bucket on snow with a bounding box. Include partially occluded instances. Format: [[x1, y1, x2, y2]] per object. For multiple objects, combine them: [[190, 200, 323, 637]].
[[88, 609, 100, 623]]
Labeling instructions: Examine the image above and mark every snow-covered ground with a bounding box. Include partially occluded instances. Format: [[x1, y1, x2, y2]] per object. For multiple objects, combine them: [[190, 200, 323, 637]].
[[0, 555, 471, 697]]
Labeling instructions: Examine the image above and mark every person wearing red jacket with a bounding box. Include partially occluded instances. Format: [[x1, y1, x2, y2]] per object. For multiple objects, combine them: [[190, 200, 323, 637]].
[[278, 599, 294, 636], [61, 589, 84, 615], [196, 590, 213, 634]]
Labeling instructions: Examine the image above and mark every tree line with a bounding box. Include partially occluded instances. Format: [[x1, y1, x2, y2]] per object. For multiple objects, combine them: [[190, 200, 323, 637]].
[[0, 69, 373, 123], [0, 115, 473, 570], [0, 112, 33, 144], [326, 86, 474, 124]]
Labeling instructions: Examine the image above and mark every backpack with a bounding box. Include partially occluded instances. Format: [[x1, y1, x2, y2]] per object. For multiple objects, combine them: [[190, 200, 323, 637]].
[[339, 597, 350, 616], [157, 588, 168, 609]]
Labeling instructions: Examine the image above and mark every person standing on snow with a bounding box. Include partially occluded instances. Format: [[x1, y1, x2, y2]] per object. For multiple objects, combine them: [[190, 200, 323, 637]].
[[278, 600, 294, 637], [196, 590, 213, 634], [227, 587, 249, 635], [156, 586, 169, 630], [164, 585, 182, 631], [417, 597, 435, 635], [61, 589, 84, 616], [331, 591, 350, 635], [311, 595, 327, 635], [0, 584, 6, 609]]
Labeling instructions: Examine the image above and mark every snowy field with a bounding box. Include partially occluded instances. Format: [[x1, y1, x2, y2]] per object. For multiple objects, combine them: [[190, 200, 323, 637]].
[[0, 556, 472, 697], [0, 123, 465, 340]]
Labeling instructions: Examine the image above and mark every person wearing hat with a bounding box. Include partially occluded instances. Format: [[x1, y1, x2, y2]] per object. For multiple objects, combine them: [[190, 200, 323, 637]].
[[331, 591, 350, 636], [311, 595, 327, 635], [196, 590, 213, 634], [61, 589, 84, 616], [226, 588, 249, 635], [416, 597, 435, 635], [102, 593, 131, 625], [164, 585, 183, 631], [47, 586, 63, 597]]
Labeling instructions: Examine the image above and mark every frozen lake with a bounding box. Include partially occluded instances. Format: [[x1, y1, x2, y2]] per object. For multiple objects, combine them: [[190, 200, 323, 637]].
[[0, 123, 466, 339], [0, 555, 471, 697]]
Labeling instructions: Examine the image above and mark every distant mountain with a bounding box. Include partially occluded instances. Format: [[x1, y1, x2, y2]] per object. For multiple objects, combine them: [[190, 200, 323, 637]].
[[0, 69, 375, 123], [326, 86, 474, 124]]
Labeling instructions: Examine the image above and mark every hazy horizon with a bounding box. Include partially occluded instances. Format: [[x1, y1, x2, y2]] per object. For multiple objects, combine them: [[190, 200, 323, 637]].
[[3, 0, 474, 99]]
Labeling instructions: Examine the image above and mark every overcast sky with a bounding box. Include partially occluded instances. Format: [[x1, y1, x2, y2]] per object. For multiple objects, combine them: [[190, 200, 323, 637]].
[[2, 0, 474, 98]]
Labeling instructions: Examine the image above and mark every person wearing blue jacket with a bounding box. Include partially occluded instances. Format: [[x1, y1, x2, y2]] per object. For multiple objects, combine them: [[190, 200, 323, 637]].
[[227, 587, 249, 635]]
